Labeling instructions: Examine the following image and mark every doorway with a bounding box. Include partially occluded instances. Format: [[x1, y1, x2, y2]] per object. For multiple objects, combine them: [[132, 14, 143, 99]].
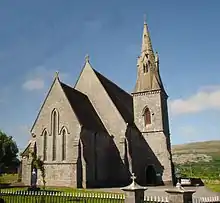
[[146, 165, 157, 185]]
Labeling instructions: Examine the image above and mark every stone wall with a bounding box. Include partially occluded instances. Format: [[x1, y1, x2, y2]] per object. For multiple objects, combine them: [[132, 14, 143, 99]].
[[75, 63, 127, 162], [133, 90, 173, 185], [28, 78, 81, 187], [37, 163, 77, 187], [21, 157, 32, 186], [80, 128, 130, 188]]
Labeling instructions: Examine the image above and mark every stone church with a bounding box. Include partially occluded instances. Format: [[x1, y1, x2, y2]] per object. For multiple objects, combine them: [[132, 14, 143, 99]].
[[21, 20, 174, 188]]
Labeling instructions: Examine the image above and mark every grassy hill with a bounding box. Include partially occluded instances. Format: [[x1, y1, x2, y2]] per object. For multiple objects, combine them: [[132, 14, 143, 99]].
[[172, 140, 220, 156], [172, 140, 220, 180]]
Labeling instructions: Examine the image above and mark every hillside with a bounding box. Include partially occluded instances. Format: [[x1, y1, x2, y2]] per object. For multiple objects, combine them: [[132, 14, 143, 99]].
[[172, 140, 220, 180], [172, 140, 220, 164]]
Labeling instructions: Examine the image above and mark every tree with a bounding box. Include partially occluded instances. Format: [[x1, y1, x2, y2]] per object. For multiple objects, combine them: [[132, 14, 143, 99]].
[[0, 130, 19, 174]]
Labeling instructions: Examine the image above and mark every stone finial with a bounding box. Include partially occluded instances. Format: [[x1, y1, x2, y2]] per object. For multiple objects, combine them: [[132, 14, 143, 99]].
[[155, 51, 159, 63], [31, 133, 36, 138], [121, 173, 147, 203], [85, 54, 89, 63], [55, 71, 59, 78], [121, 173, 147, 191]]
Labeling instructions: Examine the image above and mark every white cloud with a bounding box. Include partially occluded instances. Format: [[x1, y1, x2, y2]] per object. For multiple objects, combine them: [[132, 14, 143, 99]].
[[22, 66, 69, 91], [22, 78, 44, 91], [169, 85, 220, 116]]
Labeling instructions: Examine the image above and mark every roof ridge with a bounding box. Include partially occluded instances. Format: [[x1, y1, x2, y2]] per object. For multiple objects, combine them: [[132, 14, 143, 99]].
[[92, 68, 131, 96], [60, 82, 107, 132], [92, 68, 133, 124]]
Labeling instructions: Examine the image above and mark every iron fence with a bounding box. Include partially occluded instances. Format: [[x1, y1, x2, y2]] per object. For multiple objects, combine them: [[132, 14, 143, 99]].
[[0, 190, 125, 203], [194, 196, 220, 203], [0, 189, 219, 203]]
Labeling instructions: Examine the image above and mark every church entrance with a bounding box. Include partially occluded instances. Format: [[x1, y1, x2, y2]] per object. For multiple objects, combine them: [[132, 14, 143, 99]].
[[145, 165, 157, 186]]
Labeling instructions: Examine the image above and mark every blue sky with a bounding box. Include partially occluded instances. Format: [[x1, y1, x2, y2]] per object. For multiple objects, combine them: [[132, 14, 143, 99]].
[[0, 0, 220, 151]]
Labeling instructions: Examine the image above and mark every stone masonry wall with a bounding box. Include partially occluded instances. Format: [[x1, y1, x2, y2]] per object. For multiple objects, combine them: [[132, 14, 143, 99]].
[[21, 157, 32, 186], [133, 91, 173, 184], [75, 64, 127, 161], [37, 163, 77, 187], [29, 78, 81, 187]]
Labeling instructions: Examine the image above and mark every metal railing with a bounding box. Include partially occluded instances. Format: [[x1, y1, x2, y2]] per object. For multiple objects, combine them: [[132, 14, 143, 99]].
[[193, 196, 220, 203], [144, 196, 168, 203], [0, 190, 125, 203], [0, 189, 219, 203]]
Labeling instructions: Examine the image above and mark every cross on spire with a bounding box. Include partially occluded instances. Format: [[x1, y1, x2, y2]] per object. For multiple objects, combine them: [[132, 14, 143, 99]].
[[85, 54, 90, 63], [131, 173, 136, 182]]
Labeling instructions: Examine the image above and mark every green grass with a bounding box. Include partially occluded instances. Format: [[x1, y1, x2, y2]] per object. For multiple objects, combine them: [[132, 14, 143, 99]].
[[0, 187, 124, 203], [0, 186, 122, 194], [172, 140, 220, 189], [0, 194, 124, 203], [206, 183, 220, 192], [176, 160, 220, 180], [0, 174, 123, 194], [0, 173, 18, 184], [172, 140, 220, 155]]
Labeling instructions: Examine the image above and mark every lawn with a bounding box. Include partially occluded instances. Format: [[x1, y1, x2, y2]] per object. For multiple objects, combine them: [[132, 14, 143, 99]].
[[0, 173, 18, 185], [0, 194, 124, 203], [0, 186, 122, 194], [0, 185, 125, 203], [1, 173, 220, 194], [206, 183, 220, 192]]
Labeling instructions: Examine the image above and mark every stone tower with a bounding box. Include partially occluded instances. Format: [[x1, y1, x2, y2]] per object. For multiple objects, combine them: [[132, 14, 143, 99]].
[[132, 20, 173, 185]]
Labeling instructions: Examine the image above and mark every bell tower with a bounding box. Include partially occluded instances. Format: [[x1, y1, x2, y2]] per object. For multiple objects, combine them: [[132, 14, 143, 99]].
[[132, 20, 173, 185]]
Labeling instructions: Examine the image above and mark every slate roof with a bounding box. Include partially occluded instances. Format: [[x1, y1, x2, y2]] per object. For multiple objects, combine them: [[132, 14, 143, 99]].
[[60, 82, 107, 132], [20, 143, 31, 157], [93, 69, 134, 124]]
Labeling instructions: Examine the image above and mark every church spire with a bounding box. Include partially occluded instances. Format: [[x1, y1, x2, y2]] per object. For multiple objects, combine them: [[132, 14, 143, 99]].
[[141, 19, 153, 53], [134, 20, 165, 93]]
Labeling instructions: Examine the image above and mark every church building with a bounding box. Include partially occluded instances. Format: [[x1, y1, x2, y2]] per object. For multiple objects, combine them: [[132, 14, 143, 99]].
[[21, 20, 174, 188]]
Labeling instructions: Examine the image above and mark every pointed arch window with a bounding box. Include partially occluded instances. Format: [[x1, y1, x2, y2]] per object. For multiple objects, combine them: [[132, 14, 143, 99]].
[[43, 130, 47, 161], [51, 109, 58, 161], [61, 129, 67, 161], [143, 107, 151, 125]]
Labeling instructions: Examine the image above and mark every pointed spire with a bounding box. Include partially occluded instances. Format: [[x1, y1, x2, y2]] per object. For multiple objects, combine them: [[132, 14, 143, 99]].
[[134, 19, 165, 93], [141, 18, 153, 53]]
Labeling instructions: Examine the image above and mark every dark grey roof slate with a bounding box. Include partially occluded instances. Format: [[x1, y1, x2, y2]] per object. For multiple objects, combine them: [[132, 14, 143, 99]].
[[93, 69, 134, 124], [60, 82, 106, 132]]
